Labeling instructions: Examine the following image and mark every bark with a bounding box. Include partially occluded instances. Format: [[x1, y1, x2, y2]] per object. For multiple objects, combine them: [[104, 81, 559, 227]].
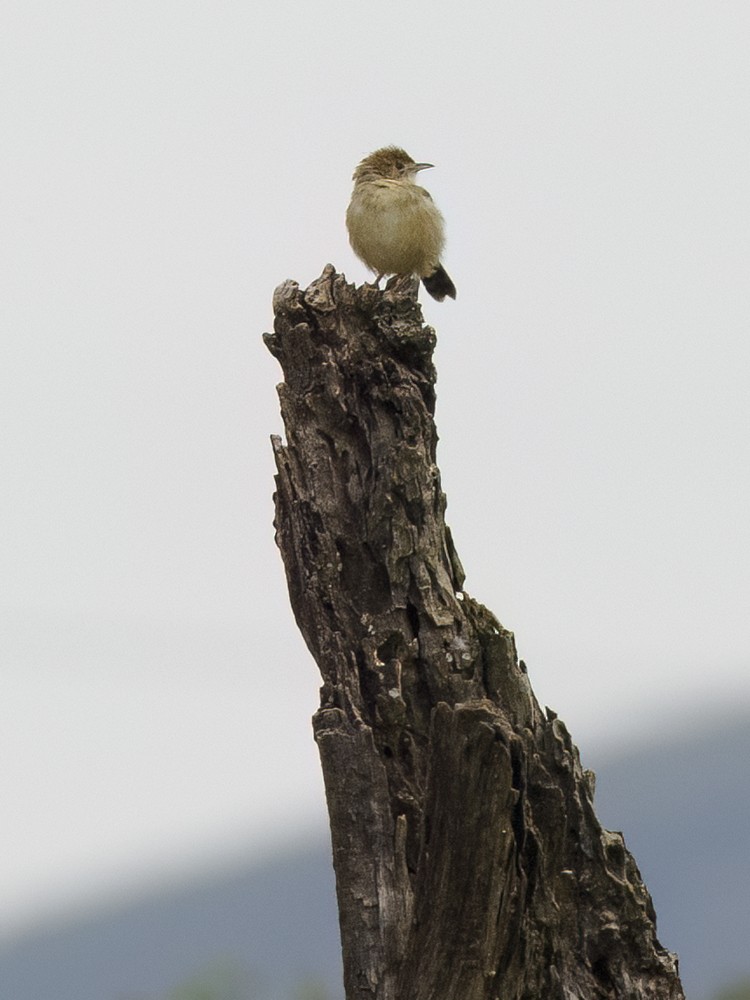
[[264, 265, 684, 1000]]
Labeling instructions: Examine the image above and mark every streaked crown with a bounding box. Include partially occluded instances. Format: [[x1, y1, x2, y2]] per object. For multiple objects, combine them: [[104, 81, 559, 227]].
[[352, 146, 427, 183]]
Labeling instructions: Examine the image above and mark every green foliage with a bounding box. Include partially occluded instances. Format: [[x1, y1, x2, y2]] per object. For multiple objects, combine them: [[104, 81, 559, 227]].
[[159, 960, 333, 1000], [714, 979, 750, 1000], [166, 958, 249, 1000], [292, 980, 331, 1000]]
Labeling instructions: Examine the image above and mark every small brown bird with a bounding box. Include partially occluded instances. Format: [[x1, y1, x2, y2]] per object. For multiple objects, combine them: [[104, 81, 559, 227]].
[[346, 146, 456, 301]]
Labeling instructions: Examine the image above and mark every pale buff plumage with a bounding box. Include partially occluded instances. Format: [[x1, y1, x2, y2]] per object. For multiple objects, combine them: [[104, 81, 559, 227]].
[[346, 146, 456, 301]]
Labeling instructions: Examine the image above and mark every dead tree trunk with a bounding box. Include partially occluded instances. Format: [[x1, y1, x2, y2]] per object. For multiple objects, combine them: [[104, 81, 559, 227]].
[[264, 265, 684, 1000]]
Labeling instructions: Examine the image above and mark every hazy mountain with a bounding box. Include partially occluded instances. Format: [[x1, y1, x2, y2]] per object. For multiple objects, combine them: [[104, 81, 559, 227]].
[[0, 841, 343, 1000], [591, 707, 750, 999], [2, 710, 748, 1000]]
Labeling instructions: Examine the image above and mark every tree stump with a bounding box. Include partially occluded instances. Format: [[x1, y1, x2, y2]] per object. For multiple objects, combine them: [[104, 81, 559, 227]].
[[264, 265, 684, 1000]]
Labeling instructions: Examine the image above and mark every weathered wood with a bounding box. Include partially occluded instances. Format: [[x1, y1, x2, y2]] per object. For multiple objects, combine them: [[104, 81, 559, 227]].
[[264, 265, 684, 1000]]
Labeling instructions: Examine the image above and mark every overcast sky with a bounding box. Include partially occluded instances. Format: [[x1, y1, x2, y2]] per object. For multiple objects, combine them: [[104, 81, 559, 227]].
[[2, 1, 749, 938]]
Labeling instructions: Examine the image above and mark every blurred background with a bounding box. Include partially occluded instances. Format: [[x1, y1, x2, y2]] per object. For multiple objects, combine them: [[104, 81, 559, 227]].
[[1, 2, 748, 998]]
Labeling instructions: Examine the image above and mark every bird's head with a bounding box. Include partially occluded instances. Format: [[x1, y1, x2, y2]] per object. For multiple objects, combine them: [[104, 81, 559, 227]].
[[352, 146, 433, 184]]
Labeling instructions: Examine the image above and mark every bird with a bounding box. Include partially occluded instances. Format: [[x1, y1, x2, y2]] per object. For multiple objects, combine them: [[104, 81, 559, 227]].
[[346, 146, 456, 302]]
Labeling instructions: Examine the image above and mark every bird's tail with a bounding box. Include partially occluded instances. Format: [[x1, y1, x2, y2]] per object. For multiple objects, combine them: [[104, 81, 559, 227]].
[[422, 264, 456, 302]]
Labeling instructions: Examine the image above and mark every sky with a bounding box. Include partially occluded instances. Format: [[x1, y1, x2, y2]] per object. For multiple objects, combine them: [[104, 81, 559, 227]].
[[2, 0, 749, 939]]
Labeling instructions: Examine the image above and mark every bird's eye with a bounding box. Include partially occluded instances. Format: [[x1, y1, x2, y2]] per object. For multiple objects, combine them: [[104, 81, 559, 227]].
[[395, 160, 405, 171]]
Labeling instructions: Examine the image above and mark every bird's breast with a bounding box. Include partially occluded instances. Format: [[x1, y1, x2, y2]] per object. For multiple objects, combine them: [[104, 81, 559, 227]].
[[346, 181, 445, 277]]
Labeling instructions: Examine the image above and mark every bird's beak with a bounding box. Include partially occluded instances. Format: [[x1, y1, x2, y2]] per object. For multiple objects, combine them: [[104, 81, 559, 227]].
[[414, 162, 434, 172]]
